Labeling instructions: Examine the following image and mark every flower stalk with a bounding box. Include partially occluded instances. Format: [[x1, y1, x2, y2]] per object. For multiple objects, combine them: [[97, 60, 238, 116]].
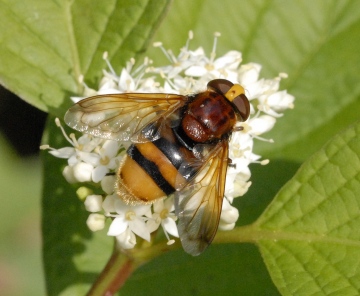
[[87, 238, 181, 295], [86, 247, 134, 296]]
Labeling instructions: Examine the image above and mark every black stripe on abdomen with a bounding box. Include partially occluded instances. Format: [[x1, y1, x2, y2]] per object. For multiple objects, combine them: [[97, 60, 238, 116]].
[[153, 137, 184, 169], [127, 145, 175, 195]]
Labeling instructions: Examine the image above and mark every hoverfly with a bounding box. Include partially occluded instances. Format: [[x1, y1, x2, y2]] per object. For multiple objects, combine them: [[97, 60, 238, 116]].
[[64, 79, 250, 256]]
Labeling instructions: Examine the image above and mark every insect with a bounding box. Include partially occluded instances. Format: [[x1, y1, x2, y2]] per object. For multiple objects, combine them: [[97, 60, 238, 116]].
[[64, 79, 250, 256]]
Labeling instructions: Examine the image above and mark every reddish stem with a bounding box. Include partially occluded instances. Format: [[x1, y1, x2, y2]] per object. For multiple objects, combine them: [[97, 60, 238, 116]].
[[86, 249, 134, 296], [86, 239, 178, 295]]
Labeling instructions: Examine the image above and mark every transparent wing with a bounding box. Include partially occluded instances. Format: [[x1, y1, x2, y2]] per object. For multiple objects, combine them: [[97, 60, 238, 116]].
[[64, 93, 186, 142], [175, 141, 229, 256]]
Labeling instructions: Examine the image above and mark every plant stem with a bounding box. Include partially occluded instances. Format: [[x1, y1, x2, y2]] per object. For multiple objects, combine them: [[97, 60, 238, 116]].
[[86, 239, 179, 295], [86, 248, 134, 296]]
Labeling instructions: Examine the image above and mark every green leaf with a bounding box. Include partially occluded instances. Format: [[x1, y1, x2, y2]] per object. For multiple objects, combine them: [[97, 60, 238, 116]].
[[0, 0, 171, 117], [149, 0, 360, 162], [122, 244, 279, 296], [255, 120, 360, 295]]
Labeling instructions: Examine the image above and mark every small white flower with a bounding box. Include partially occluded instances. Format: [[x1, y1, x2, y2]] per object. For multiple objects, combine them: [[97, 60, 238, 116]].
[[84, 195, 103, 212], [248, 115, 276, 135], [107, 199, 151, 242], [185, 50, 241, 81], [261, 90, 295, 116], [72, 162, 93, 182], [101, 175, 116, 195], [97, 72, 121, 95], [116, 228, 137, 249], [70, 162, 93, 182], [219, 198, 239, 231], [87, 213, 106, 232], [43, 120, 100, 167], [118, 68, 137, 92], [237, 63, 262, 86], [225, 171, 252, 203], [228, 131, 255, 162], [91, 140, 121, 183], [48, 146, 76, 159], [62, 165, 77, 184], [147, 196, 179, 242], [102, 194, 118, 213]]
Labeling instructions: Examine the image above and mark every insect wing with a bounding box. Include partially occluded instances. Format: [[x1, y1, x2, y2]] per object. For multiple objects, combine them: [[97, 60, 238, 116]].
[[175, 141, 229, 256], [64, 93, 186, 142]]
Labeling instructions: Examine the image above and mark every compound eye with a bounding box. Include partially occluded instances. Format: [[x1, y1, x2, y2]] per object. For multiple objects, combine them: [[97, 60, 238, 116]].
[[233, 94, 250, 121], [207, 79, 233, 95]]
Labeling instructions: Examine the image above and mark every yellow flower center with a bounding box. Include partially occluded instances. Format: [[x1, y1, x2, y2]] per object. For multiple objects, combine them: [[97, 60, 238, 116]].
[[100, 156, 110, 165], [125, 211, 136, 221], [205, 63, 214, 71], [160, 209, 169, 219]]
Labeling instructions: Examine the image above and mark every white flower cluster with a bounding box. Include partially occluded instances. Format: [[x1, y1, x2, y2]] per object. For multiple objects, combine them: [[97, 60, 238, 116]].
[[42, 32, 294, 250]]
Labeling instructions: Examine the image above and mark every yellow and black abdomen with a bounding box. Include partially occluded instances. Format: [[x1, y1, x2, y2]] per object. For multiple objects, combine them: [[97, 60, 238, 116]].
[[116, 123, 194, 204]]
